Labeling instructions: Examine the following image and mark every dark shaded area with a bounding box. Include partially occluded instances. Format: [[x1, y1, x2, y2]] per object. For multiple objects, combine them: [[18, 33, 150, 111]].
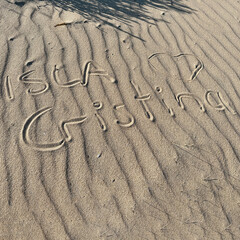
[[41, 0, 194, 25], [7, 0, 26, 7], [15, 1, 26, 7], [8, 0, 194, 40]]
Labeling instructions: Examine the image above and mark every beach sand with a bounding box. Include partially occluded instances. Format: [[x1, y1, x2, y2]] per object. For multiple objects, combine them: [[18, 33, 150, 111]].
[[0, 0, 240, 239]]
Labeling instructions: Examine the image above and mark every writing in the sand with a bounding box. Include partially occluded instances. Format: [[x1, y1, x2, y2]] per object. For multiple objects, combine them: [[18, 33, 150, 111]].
[[4, 60, 237, 151]]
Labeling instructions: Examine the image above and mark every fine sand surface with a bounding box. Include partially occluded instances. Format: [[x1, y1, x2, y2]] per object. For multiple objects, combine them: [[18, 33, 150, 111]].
[[0, 0, 240, 239]]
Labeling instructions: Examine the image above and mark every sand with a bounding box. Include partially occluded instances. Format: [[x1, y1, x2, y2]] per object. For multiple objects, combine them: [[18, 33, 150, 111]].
[[0, 0, 240, 239]]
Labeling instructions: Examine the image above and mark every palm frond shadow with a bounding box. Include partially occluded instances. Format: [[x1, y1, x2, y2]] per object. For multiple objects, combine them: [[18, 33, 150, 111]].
[[44, 0, 194, 26]]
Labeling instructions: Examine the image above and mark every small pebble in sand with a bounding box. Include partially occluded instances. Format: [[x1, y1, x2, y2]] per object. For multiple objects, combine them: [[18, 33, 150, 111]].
[[156, 86, 162, 93]]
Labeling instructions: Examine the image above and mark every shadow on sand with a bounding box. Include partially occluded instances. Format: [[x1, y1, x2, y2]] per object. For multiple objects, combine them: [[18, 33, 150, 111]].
[[42, 0, 194, 25], [10, 0, 194, 40]]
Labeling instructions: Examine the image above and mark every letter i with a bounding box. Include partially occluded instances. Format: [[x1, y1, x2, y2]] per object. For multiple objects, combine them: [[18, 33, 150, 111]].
[[93, 101, 107, 132]]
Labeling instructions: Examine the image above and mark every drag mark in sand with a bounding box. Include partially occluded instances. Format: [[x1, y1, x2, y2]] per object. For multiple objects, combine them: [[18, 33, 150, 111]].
[[4, 76, 14, 101], [113, 104, 135, 128], [93, 101, 107, 132], [173, 53, 204, 81], [161, 99, 175, 117], [60, 116, 87, 142], [82, 61, 116, 87], [204, 90, 237, 114], [176, 92, 206, 112], [54, 22, 72, 27], [155, 88, 175, 117], [18, 70, 49, 95], [130, 80, 155, 122], [22, 107, 65, 151], [148, 52, 204, 81], [52, 65, 81, 88]]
